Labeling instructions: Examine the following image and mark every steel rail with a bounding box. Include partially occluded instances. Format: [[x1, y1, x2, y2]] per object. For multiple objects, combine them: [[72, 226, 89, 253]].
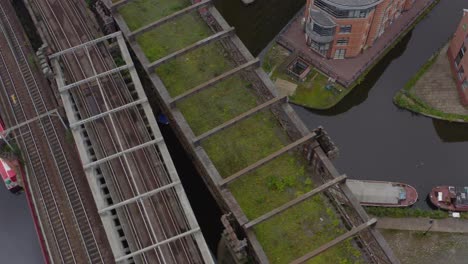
[[59, 1, 202, 262], [32, 2, 153, 262], [0, 8, 72, 263], [36, 0, 199, 262]]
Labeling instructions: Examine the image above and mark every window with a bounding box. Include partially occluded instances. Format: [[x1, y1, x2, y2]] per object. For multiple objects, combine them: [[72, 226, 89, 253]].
[[314, 0, 373, 18], [455, 45, 466, 67], [340, 25, 352, 33], [334, 49, 346, 59], [458, 66, 465, 81], [310, 40, 330, 56], [312, 23, 335, 36], [462, 79, 468, 90], [336, 38, 349, 46]]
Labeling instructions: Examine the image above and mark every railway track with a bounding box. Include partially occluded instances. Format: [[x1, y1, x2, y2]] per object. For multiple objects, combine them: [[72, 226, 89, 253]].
[[0, 2, 109, 263], [28, 0, 209, 263]]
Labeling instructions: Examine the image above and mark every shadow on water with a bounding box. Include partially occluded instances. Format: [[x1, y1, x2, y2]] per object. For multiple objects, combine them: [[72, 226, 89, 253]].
[[214, 0, 305, 55], [158, 124, 223, 254], [306, 31, 413, 116], [433, 119, 468, 142]]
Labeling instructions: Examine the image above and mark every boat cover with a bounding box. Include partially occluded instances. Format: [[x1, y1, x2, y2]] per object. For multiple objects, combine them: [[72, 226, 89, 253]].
[[347, 180, 403, 204]]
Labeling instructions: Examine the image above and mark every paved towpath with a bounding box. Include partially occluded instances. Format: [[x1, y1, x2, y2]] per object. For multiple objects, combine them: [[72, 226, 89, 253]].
[[412, 44, 468, 116], [376, 217, 468, 233]]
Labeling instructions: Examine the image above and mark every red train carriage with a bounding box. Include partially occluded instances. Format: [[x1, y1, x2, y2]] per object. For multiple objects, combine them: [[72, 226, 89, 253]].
[[0, 117, 23, 194]]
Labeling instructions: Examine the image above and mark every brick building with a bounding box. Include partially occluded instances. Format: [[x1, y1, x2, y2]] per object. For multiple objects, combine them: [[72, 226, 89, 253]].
[[447, 9, 468, 106], [304, 0, 415, 59]]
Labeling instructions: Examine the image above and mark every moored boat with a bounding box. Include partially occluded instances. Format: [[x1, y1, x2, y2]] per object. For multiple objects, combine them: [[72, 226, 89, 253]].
[[347, 180, 418, 207], [429, 186, 468, 211]]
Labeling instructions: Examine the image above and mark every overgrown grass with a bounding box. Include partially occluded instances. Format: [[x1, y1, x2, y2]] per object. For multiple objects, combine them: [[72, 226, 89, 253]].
[[137, 13, 212, 62], [120, 3, 363, 262], [256, 197, 364, 264], [118, 0, 190, 30], [366, 207, 468, 219], [262, 44, 348, 109]]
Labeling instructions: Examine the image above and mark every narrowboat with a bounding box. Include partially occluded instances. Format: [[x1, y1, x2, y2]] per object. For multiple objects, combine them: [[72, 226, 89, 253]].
[[347, 180, 418, 207]]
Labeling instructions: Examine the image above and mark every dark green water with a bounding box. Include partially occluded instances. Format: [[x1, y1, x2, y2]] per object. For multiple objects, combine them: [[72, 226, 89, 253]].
[[216, 0, 468, 208]]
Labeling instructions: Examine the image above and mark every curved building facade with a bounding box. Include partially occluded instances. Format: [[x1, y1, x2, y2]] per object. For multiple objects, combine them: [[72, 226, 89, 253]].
[[304, 0, 415, 59]]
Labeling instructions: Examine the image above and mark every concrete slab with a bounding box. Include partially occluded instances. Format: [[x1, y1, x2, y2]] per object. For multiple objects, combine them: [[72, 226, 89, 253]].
[[275, 78, 297, 97]]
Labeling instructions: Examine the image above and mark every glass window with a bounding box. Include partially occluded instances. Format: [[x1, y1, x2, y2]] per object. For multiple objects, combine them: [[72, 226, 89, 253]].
[[455, 45, 466, 67], [314, 0, 373, 18], [462, 79, 468, 90], [334, 49, 346, 59], [458, 66, 465, 81], [312, 23, 335, 36], [340, 25, 352, 33], [336, 38, 349, 46]]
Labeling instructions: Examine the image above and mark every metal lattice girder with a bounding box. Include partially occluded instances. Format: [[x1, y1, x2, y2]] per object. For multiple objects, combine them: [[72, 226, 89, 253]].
[[83, 139, 162, 170], [128, 0, 213, 40], [244, 175, 347, 229], [170, 58, 260, 107], [218, 133, 317, 187], [290, 218, 378, 264], [146, 28, 235, 71], [193, 96, 287, 145], [59, 64, 134, 92], [49, 31, 122, 59], [70, 98, 148, 129], [115, 228, 201, 262], [99, 181, 181, 214]]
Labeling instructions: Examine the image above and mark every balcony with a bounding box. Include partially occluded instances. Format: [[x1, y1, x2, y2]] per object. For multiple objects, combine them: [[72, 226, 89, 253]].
[[306, 9, 335, 43]]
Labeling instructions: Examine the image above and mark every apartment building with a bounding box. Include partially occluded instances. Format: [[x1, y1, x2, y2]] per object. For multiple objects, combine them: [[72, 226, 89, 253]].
[[304, 0, 415, 59], [447, 9, 468, 106]]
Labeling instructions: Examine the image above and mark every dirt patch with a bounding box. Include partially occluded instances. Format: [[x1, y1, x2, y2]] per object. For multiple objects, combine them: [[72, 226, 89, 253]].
[[381, 229, 468, 264]]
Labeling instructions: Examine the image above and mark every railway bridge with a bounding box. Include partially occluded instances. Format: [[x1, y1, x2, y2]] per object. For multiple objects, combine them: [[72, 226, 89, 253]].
[[1, 0, 401, 263], [99, 0, 401, 263], [2, 0, 212, 263]]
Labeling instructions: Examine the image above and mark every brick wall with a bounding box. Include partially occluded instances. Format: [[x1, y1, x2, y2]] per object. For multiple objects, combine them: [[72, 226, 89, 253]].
[[305, 0, 414, 59], [447, 10, 468, 106]]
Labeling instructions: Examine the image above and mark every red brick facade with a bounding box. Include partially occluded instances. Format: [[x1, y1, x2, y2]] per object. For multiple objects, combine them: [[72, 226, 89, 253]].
[[304, 0, 415, 59], [447, 9, 468, 106]]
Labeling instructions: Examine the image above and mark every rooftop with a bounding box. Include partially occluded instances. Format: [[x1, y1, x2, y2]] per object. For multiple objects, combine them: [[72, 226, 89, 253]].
[[321, 0, 383, 9]]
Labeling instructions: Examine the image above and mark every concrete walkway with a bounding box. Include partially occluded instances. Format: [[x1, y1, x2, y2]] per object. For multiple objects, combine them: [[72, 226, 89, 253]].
[[412, 44, 468, 116], [376, 217, 468, 233]]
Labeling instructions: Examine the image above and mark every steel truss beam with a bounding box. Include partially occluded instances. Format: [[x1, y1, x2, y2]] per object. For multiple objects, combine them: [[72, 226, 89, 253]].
[[290, 218, 378, 264], [146, 28, 235, 71], [83, 139, 162, 170], [1, 109, 63, 136], [219, 133, 317, 187], [170, 58, 260, 107], [49, 31, 122, 59], [128, 0, 213, 40], [115, 228, 201, 262], [59, 64, 133, 92], [244, 175, 347, 229], [99, 181, 181, 214], [70, 98, 148, 129]]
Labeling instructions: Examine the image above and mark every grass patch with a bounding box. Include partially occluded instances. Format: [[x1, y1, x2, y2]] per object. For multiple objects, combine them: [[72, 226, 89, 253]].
[[137, 13, 212, 62], [255, 196, 364, 264], [262, 44, 347, 109], [118, 0, 190, 30], [155, 42, 233, 97], [366, 207, 468, 219]]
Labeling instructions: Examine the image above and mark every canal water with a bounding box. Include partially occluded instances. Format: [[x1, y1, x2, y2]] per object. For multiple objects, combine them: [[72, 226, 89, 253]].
[[0, 189, 42, 263], [216, 0, 468, 208]]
